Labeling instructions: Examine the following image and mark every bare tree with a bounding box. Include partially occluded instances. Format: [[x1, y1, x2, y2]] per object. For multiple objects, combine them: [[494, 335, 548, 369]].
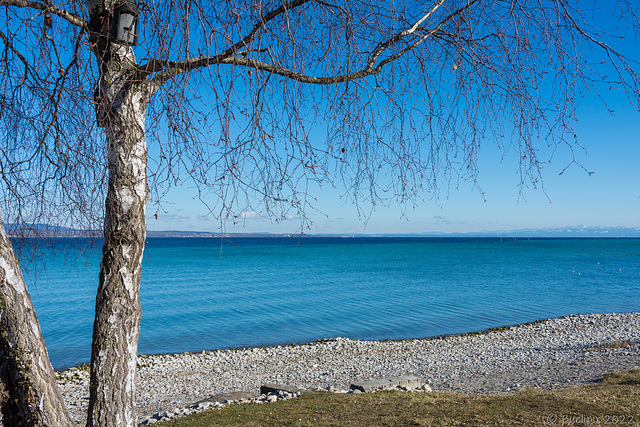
[[1, 0, 638, 425]]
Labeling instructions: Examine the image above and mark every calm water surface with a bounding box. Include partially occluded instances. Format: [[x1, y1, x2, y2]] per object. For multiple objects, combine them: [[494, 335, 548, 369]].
[[22, 237, 640, 369]]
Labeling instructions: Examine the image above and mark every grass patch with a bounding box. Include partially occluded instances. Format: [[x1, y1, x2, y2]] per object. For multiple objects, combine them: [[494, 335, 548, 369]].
[[162, 369, 640, 426]]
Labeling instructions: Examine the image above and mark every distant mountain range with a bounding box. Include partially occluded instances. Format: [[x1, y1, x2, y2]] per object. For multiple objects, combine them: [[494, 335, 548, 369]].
[[393, 226, 640, 238], [6, 224, 640, 238]]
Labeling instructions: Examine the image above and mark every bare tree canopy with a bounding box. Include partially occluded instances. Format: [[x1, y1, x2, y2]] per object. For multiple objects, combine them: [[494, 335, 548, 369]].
[[1, 0, 639, 425], [1, 0, 637, 226]]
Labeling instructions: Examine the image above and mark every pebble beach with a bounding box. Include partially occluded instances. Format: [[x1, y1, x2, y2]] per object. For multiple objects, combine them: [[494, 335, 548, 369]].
[[57, 312, 640, 425]]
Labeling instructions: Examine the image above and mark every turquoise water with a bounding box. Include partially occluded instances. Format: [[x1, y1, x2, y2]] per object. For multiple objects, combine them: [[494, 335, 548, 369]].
[[21, 237, 640, 369]]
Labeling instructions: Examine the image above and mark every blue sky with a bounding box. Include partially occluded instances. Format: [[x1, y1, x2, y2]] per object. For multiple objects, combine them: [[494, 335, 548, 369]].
[[146, 87, 639, 235]]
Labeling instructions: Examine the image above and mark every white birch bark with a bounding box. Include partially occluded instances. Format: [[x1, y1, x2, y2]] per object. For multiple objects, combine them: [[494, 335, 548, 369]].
[[87, 45, 150, 427], [0, 217, 74, 426]]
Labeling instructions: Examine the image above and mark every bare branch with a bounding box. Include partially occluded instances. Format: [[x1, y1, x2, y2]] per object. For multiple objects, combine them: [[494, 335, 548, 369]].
[[216, 0, 313, 60], [0, 28, 34, 75], [141, 54, 383, 90], [376, 0, 482, 68], [142, 0, 483, 91], [366, 0, 446, 68], [0, 0, 85, 27], [558, 0, 640, 94]]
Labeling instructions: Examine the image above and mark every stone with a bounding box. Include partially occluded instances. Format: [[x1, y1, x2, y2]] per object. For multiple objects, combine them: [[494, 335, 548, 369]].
[[350, 376, 422, 393], [350, 379, 390, 393], [387, 375, 422, 389], [260, 383, 307, 395]]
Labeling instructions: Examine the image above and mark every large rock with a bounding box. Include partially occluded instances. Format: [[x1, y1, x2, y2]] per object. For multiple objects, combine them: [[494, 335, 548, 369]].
[[350, 375, 422, 392], [260, 384, 307, 395]]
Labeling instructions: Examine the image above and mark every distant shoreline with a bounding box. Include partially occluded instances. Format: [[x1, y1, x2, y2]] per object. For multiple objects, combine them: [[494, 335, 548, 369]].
[[6, 222, 640, 238], [14, 233, 640, 240]]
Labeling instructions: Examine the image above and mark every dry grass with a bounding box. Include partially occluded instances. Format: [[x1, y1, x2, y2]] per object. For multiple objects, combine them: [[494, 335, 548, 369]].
[[162, 369, 640, 426]]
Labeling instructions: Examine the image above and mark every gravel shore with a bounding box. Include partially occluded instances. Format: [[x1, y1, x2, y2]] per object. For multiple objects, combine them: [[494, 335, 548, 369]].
[[58, 312, 640, 425]]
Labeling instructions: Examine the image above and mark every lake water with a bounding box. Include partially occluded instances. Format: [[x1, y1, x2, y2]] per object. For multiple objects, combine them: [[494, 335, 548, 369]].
[[20, 237, 640, 369]]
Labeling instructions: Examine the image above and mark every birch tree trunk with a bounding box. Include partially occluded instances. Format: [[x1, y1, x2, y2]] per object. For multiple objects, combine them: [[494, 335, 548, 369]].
[[0, 218, 74, 426], [87, 70, 150, 426]]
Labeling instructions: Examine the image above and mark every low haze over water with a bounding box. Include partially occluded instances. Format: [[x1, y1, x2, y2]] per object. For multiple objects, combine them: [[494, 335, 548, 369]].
[[24, 237, 640, 369]]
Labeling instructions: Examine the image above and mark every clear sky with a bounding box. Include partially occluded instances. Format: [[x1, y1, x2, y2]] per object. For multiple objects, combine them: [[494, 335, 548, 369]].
[[146, 86, 640, 235]]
